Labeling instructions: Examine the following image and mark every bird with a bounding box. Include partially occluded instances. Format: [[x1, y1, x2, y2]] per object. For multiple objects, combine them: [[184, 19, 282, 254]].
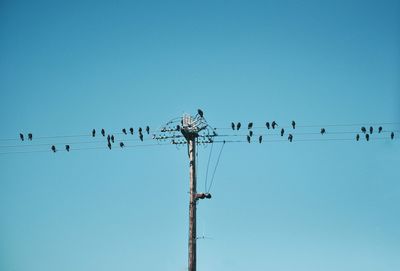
[[111, 135, 115, 143], [129, 127, 134, 135], [101, 129, 105, 137], [366, 134, 370, 141], [92, 129, 96, 137], [231, 122, 235, 130], [361, 127, 366, 133], [369, 126, 373, 134], [19, 133, 24, 141], [65, 145, 70, 152], [356, 134, 360, 141], [288, 134, 293, 142], [292, 120, 296, 129], [108, 142, 112, 150], [271, 121, 277, 129], [120, 142, 124, 148], [280, 128, 285, 137], [51, 145, 56, 152], [247, 135, 251, 143], [378, 126, 383, 133], [198, 109, 204, 118], [248, 122, 253, 129], [28, 133, 33, 140], [249, 131, 253, 137], [139, 134, 143, 141], [138, 127, 143, 134], [146, 126, 150, 134], [107, 135, 111, 143], [266, 122, 270, 129], [122, 128, 127, 135], [259, 135, 262, 144], [320, 128, 326, 135], [391, 132, 395, 140], [237, 122, 241, 130]]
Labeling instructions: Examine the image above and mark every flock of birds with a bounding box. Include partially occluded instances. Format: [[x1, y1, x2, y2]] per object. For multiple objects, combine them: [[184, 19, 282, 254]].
[[228, 120, 395, 143]]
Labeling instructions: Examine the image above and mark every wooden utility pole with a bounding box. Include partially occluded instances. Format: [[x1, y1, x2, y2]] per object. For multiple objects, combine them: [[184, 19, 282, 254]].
[[188, 135, 197, 271]]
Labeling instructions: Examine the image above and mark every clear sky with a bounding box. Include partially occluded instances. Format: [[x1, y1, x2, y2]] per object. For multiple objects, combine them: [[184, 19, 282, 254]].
[[1, 0, 400, 270]]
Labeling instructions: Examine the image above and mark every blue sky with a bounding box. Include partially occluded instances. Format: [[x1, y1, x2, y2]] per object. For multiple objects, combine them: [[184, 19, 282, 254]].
[[1, 1, 399, 270]]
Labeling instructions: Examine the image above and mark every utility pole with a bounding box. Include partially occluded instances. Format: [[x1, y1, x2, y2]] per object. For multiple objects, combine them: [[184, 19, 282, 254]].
[[188, 134, 197, 271]]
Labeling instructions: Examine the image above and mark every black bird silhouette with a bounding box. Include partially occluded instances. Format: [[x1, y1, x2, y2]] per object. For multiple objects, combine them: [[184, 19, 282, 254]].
[[65, 145, 70, 152], [129, 127, 134, 135], [176, 125, 181, 131], [107, 135, 111, 143], [391, 132, 395, 140], [288, 134, 293, 142], [248, 122, 253, 129], [378, 126, 383, 133], [51, 145, 56, 152], [138, 127, 143, 133], [259, 135, 262, 144], [369, 126, 373, 134], [237, 122, 241, 130], [146, 126, 150, 134], [292, 120, 296, 129], [122, 128, 127, 135], [356, 134, 360, 141], [92, 129, 96, 137], [231, 122, 235, 130], [28, 133, 33, 140], [280, 128, 285, 137], [108, 142, 112, 150], [361, 127, 366, 133], [111, 135, 115, 143], [120, 142, 124, 148], [198, 109, 204, 118], [266, 122, 270, 129], [366, 134, 370, 141], [321, 128, 326, 135], [19, 133, 24, 141], [271, 121, 277, 129], [101, 129, 105, 137], [247, 135, 251, 143], [249, 131, 253, 137], [139, 134, 143, 141]]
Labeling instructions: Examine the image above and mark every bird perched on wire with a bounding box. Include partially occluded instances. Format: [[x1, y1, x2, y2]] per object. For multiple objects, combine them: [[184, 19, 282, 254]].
[[280, 128, 285, 137], [92, 129, 96, 137], [247, 135, 251, 143], [28, 133, 33, 140], [237, 122, 241, 130], [271, 121, 278, 129], [111, 135, 115, 143], [231, 122, 235, 130], [139, 134, 143, 141], [321, 128, 326, 135], [266, 122, 270, 129], [361, 127, 366, 133], [288, 134, 293, 142], [129, 127, 134, 135], [138, 127, 143, 134], [122, 128, 127, 135], [259, 135, 262, 144], [120, 142, 124, 148], [378, 126, 383, 133], [366, 134, 370, 141], [198, 109, 204, 118], [101, 129, 105, 137], [107, 135, 111, 143], [356, 134, 360, 141], [248, 122, 253, 129], [19, 133, 24, 141], [108, 142, 112, 150], [292, 121, 296, 129], [146, 126, 150, 134], [249, 131, 253, 137], [51, 145, 56, 152], [369, 126, 373, 134], [391, 132, 395, 140], [65, 145, 70, 152]]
